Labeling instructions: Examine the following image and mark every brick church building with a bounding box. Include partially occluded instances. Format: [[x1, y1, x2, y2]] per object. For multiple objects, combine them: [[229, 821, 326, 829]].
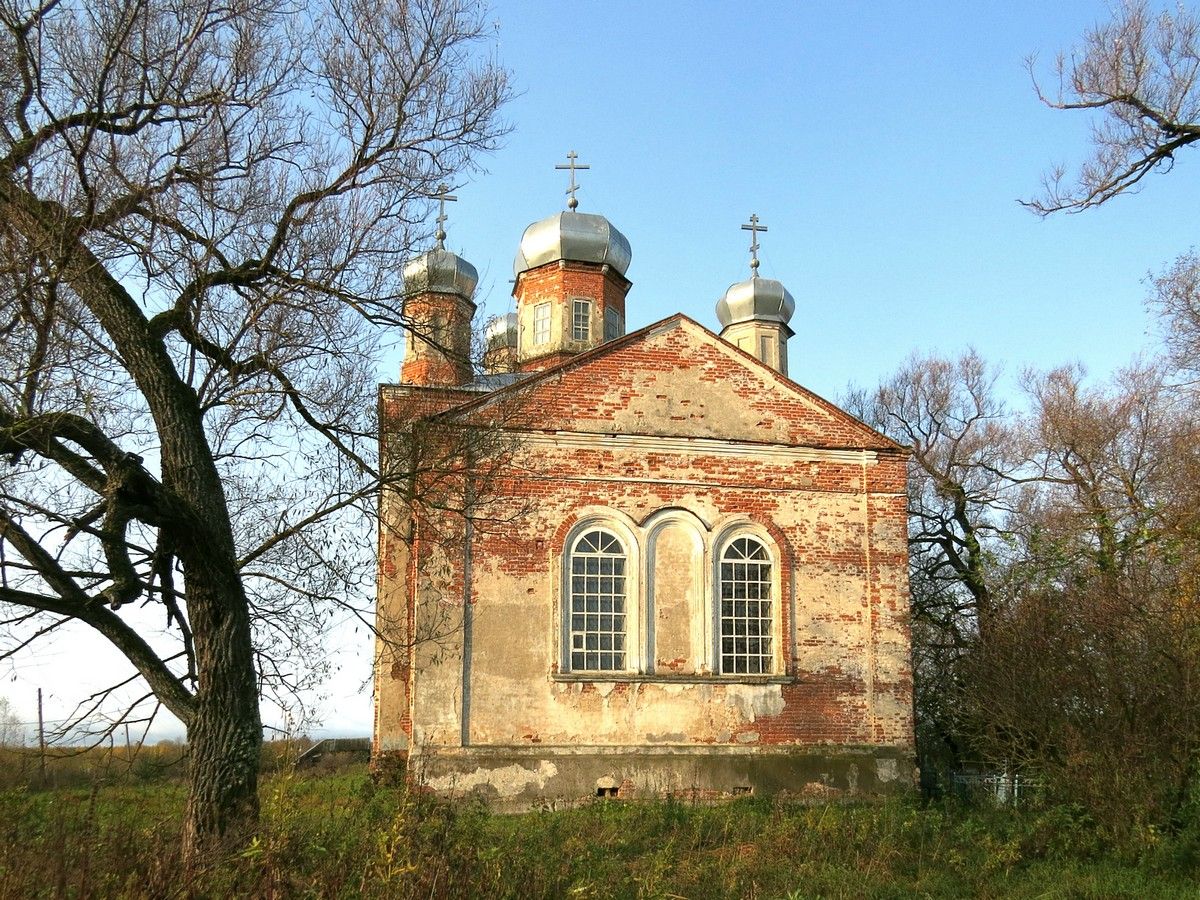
[[373, 170, 915, 804]]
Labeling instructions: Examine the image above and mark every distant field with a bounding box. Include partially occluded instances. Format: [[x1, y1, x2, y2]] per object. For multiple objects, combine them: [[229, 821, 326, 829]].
[[0, 764, 1196, 898]]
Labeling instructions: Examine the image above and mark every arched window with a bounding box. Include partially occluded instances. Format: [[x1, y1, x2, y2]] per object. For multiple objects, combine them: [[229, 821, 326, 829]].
[[568, 529, 627, 671], [719, 537, 773, 674]]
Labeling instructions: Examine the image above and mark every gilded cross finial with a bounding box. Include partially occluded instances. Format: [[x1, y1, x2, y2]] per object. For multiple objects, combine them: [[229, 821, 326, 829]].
[[555, 150, 590, 210], [741, 213, 768, 277], [433, 183, 457, 248]]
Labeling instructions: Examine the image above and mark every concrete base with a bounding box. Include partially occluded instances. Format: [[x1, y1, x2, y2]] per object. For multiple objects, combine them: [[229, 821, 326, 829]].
[[397, 745, 916, 810]]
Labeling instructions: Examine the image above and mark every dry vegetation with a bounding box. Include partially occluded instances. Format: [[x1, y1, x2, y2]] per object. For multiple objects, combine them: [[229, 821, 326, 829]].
[[0, 762, 1196, 899]]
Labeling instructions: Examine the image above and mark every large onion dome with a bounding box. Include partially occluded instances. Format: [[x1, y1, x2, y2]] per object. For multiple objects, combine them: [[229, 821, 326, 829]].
[[513, 211, 632, 278]]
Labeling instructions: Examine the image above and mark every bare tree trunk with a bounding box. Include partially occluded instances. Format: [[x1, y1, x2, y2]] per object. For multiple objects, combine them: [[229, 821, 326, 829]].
[[180, 575, 262, 861]]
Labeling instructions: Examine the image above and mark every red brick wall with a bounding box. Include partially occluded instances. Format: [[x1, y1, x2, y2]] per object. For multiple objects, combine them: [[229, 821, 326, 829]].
[[377, 315, 914, 755]]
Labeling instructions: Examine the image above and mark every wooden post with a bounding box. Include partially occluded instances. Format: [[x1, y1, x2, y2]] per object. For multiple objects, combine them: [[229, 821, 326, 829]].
[[36, 688, 46, 786]]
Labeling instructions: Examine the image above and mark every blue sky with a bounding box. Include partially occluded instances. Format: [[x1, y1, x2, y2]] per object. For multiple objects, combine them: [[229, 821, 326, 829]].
[[396, 0, 1199, 407], [11, 1, 1199, 741]]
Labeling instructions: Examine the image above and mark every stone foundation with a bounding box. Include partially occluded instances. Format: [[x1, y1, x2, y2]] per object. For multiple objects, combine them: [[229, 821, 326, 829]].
[[397, 745, 916, 810]]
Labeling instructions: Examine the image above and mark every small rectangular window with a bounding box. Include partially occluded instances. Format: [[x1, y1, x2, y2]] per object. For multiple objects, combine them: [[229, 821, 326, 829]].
[[572, 298, 591, 341], [604, 307, 622, 340], [759, 335, 771, 364], [533, 303, 551, 345]]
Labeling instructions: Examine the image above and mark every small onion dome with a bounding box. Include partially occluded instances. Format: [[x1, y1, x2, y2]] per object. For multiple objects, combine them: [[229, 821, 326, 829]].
[[715, 276, 796, 332], [403, 248, 479, 301], [513, 211, 632, 278], [485, 312, 518, 349]]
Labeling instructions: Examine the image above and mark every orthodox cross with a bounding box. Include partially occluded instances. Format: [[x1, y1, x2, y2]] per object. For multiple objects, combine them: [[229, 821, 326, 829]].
[[433, 183, 457, 248], [556, 150, 589, 210], [741, 213, 768, 277]]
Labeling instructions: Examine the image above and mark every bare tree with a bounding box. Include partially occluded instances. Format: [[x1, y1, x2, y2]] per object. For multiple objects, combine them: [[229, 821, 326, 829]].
[[1024, 0, 1200, 214], [846, 350, 1015, 778], [967, 364, 1200, 835], [0, 696, 22, 747], [0, 0, 508, 856], [1150, 249, 1200, 375], [849, 351, 1013, 638]]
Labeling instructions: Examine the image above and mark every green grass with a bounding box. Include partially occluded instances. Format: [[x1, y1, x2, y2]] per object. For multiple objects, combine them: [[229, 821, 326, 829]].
[[0, 768, 1195, 898]]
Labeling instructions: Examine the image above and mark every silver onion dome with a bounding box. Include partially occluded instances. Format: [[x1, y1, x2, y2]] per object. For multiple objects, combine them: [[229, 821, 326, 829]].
[[513, 211, 632, 278], [716, 276, 796, 331], [485, 312, 518, 349], [403, 248, 479, 300]]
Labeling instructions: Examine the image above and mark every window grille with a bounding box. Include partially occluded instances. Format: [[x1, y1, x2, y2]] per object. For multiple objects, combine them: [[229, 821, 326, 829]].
[[568, 529, 626, 671], [533, 303, 551, 345], [572, 298, 591, 341], [719, 537, 773, 674]]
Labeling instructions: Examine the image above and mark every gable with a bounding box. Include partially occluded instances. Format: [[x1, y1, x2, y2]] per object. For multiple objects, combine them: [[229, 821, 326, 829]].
[[444, 316, 899, 450]]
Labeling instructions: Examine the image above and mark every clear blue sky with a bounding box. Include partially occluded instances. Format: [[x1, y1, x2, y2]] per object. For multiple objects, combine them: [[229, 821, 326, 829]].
[[11, 1, 1199, 742], [397, 0, 1199, 407]]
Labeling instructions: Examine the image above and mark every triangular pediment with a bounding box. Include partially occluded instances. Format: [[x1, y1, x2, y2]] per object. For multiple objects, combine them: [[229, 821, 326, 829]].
[[440, 316, 899, 451]]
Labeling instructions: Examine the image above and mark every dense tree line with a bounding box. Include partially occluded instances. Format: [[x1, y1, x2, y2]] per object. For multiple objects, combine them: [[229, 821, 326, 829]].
[[855, 0, 1200, 839], [854, 349, 1199, 837]]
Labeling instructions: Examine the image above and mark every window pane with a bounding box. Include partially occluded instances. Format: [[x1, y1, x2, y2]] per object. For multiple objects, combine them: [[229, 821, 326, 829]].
[[604, 307, 622, 340], [572, 298, 591, 341], [568, 528, 629, 672], [719, 537, 773, 675], [533, 303, 551, 345]]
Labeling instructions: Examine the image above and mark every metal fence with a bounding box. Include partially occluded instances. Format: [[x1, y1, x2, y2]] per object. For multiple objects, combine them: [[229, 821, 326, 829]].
[[949, 770, 1039, 805]]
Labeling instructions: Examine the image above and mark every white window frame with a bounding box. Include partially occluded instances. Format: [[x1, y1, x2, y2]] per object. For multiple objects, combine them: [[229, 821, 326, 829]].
[[561, 517, 642, 675], [533, 302, 551, 345], [713, 531, 779, 675], [571, 297, 592, 342]]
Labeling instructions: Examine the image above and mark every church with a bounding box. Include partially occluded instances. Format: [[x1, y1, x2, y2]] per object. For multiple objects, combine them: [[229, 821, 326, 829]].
[[373, 160, 915, 805]]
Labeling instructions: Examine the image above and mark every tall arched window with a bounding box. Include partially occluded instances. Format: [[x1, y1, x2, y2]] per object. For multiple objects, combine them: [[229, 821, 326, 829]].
[[719, 537, 773, 674], [568, 529, 627, 671]]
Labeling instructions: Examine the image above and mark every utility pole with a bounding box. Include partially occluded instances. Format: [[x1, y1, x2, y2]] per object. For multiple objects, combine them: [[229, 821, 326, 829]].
[[36, 688, 46, 786]]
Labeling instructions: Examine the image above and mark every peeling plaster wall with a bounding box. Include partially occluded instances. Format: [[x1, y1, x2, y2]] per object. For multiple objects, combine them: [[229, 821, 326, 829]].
[[384, 434, 913, 758], [650, 520, 705, 674], [374, 319, 915, 798]]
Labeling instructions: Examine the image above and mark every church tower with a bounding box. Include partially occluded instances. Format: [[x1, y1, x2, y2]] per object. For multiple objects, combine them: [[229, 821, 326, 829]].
[[716, 214, 795, 376], [401, 186, 477, 387], [513, 152, 632, 373]]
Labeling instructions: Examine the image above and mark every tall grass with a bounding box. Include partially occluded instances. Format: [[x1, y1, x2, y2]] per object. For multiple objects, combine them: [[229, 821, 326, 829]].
[[0, 737, 321, 792], [0, 767, 1195, 898]]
